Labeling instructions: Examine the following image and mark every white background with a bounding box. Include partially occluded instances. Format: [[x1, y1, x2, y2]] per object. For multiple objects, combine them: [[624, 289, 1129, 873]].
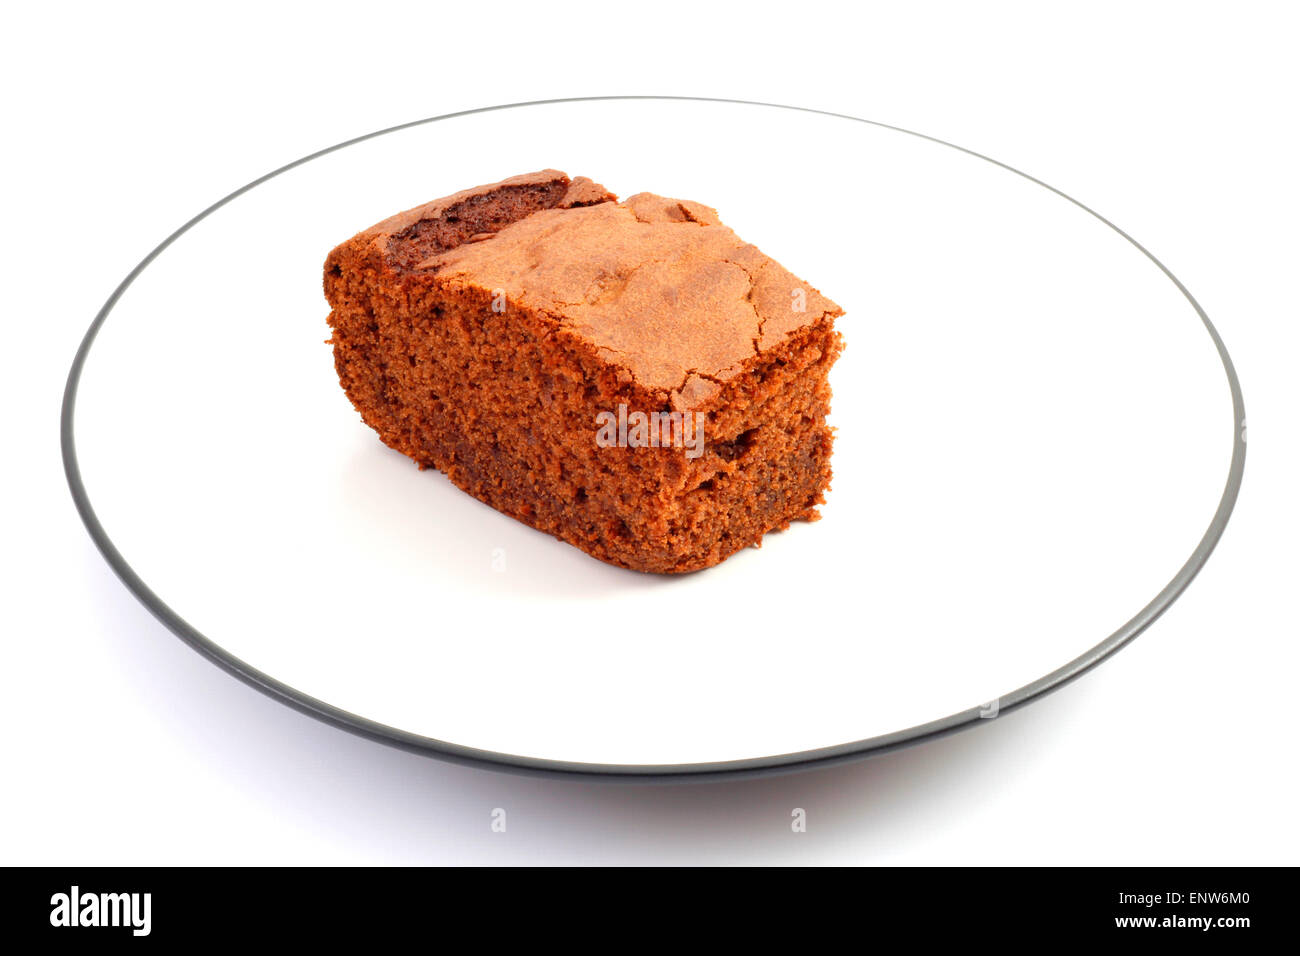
[[3, 0, 1297, 864]]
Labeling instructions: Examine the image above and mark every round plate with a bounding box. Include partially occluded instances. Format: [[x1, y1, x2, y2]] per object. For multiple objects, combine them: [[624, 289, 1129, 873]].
[[63, 97, 1245, 779]]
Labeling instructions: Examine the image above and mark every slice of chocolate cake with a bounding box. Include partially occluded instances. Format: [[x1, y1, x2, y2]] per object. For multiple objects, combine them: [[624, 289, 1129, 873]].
[[324, 170, 844, 573]]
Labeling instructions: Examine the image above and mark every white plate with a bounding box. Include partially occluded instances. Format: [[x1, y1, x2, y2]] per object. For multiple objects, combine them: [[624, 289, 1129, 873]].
[[63, 98, 1245, 777]]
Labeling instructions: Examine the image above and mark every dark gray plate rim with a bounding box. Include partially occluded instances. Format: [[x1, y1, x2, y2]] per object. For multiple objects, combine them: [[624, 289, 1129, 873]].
[[61, 96, 1247, 782]]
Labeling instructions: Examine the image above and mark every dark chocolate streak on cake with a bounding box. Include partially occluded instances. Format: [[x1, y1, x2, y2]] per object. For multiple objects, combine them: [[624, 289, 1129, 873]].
[[328, 170, 617, 273]]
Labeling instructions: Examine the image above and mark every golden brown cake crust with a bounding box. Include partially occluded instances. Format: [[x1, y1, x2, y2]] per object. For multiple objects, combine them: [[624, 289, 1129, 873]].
[[424, 191, 842, 397]]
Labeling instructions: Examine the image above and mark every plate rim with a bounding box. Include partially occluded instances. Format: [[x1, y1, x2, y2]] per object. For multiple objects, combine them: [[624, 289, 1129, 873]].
[[60, 95, 1248, 781]]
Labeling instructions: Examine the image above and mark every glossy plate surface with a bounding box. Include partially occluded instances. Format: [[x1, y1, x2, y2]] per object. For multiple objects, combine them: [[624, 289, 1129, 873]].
[[63, 98, 1245, 777]]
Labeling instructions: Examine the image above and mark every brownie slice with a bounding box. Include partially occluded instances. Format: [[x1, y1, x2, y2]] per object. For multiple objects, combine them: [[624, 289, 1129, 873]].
[[324, 170, 844, 573]]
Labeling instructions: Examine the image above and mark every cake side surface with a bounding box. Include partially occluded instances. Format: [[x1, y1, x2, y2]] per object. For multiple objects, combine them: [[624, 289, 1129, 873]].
[[325, 171, 844, 573]]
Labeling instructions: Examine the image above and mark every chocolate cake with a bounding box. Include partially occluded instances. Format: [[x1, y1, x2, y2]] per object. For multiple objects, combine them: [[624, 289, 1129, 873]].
[[324, 170, 844, 573]]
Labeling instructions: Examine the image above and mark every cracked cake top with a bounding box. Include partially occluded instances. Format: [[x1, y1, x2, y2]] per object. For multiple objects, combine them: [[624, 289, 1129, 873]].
[[353, 170, 843, 401]]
